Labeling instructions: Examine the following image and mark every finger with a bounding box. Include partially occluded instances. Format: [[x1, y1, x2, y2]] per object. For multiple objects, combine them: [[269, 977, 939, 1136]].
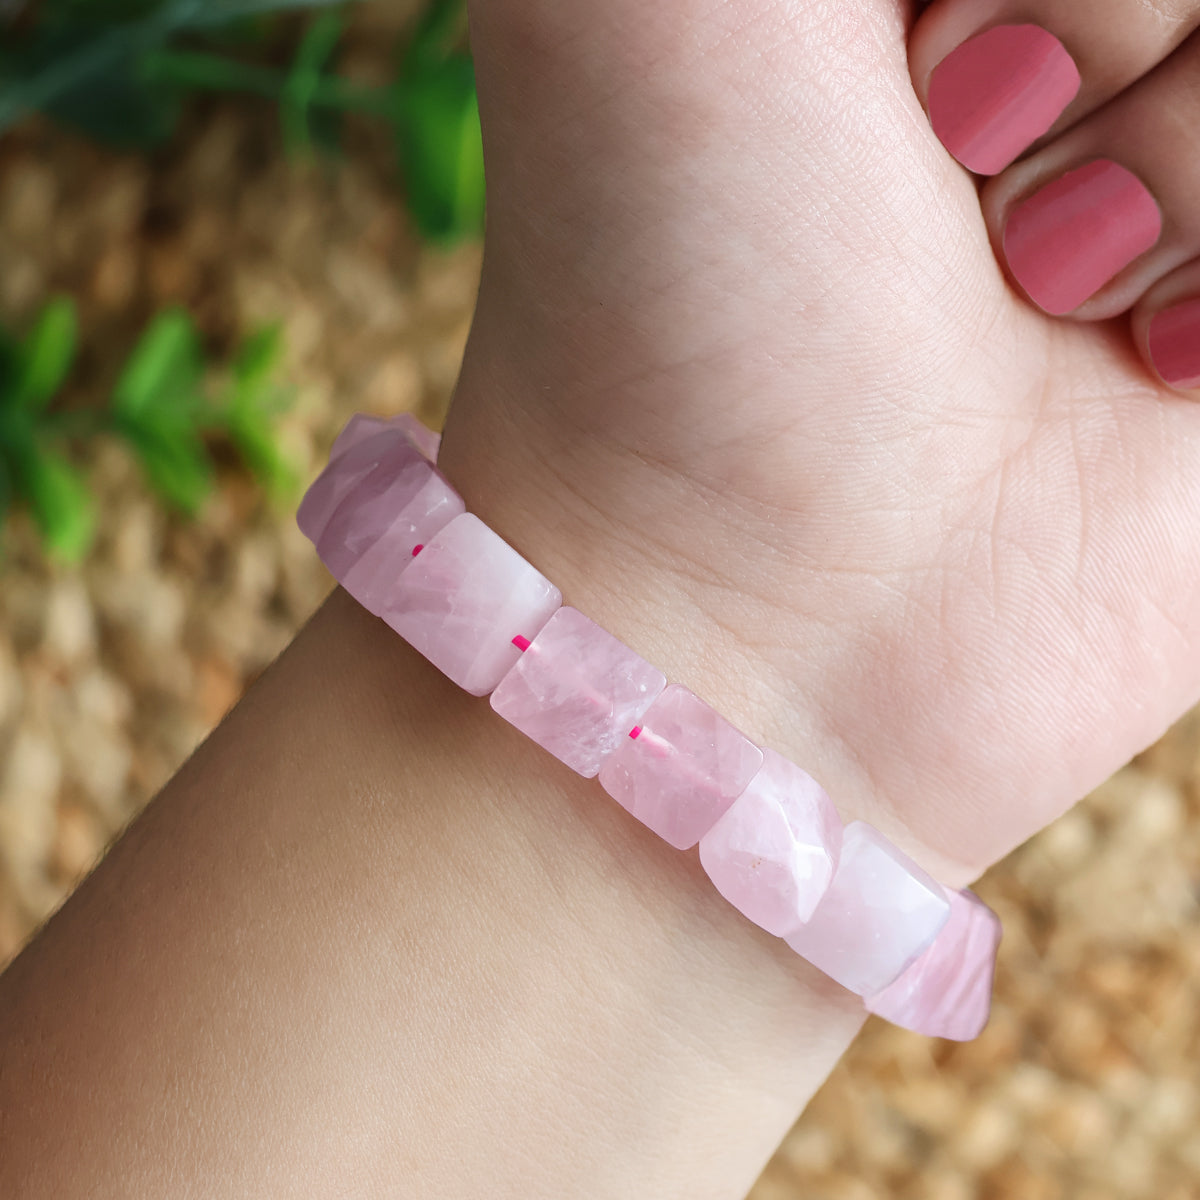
[[910, 0, 1200, 175]]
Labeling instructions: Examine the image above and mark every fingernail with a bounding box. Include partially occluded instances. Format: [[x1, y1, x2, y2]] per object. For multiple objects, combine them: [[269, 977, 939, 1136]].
[[1003, 160, 1162, 315], [929, 25, 1080, 175], [1148, 298, 1200, 390]]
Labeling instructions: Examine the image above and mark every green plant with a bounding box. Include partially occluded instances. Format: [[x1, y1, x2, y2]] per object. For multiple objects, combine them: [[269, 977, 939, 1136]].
[[0, 0, 485, 242], [0, 298, 298, 560]]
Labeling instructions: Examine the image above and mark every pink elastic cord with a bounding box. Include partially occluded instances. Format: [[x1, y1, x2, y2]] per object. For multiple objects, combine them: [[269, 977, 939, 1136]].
[[299, 412, 1000, 1042]]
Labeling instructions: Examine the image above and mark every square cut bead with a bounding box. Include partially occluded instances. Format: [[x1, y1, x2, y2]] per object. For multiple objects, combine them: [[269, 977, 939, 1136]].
[[597, 685, 763, 849], [382, 514, 561, 696], [697, 749, 841, 934], [490, 607, 666, 778], [297, 424, 410, 543], [329, 412, 391, 462], [316, 438, 464, 613], [299, 415, 442, 545], [331, 412, 441, 464], [784, 822, 950, 997], [336, 483, 464, 619], [389, 412, 442, 463], [865, 889, 1001, 1041]]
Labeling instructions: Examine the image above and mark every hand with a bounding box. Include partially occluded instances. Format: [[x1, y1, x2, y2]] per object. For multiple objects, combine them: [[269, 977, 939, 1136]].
[[439, 0, 1200, 883]]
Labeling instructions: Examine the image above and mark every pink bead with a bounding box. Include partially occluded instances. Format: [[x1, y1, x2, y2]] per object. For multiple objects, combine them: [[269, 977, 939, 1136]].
[[389, 412, 442, 463], [317, 438, 464, 601], [382, 514, 561, 696], [490, 607, 666, 778], [299, 415, 442, 544], [331, 412, 441, 464], [865, 889, 1001, 1041], [329, 413, 392, 462], [784, 822, 950, 997], [297, 425, 407, 543], [337, 488, 463, 619], [597, 685, 763, 849], [697, 749, 841, 935]]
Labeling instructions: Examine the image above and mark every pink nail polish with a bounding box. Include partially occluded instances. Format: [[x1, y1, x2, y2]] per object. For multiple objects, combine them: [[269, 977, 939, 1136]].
[[1003, 160, 1162, 315], [1148, 299, 1200, 390], [929, 25, 1080, 176]]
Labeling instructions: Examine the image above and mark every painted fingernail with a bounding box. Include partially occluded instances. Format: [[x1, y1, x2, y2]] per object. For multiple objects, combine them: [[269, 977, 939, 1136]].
[[1148, 298, 1200, 390], [1003, 160, 1162, 315], [929, 25, 1080, 175]]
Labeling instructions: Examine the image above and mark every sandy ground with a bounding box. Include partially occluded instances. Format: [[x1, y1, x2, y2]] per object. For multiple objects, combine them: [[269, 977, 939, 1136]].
[[1, 78, 1198, 1200]]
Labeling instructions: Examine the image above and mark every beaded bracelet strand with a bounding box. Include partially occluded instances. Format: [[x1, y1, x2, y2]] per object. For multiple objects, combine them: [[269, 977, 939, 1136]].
[[298, 412, 1001, 1042]]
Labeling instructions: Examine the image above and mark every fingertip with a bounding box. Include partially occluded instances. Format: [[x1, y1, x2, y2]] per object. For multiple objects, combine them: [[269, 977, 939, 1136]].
[[1135, 265, 1200, 397], [1146, 300, 1200, 395], [984, 156, 1166, 322]]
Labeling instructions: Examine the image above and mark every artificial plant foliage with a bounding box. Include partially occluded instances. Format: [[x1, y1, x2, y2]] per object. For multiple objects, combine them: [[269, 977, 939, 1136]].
[[0, 298, 298, 561], [391, 0, 484, 240], [0, 0, 485, 241], [0, 298, 94, 558], [0, 0, 479, 559]]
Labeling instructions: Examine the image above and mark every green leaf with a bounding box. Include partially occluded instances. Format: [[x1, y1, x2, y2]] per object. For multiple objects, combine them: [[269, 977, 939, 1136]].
[[110, 308, 212, 512], [280, 8, 343, 156], [393, 58, 485, 242], [389, 0, 483, 242], [403, 0, 466, 71], [0, 451, 12, 540], [0, 20, 174, 136], [0, 327, 23, 402], [11, 297, 78, 412], [0, 408, 28, 535], [0, 0, 342, 138], [230, 323, 284, 395], [186, 0, 345, 27], [21, 443, 95, 560], [116, 413, 213, 513], [47, 55, 182, 148], [38, 2, 166, 20], [137, 47, 283, 99], [220, 324, 297, 500], [227, 409, 298, 501], [112, 307, 201, 419]]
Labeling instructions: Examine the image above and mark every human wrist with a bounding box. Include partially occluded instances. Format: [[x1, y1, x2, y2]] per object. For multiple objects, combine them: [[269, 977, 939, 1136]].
[[316, 587, 869, 1194], [0, 580, 865, 1200], [438, 341, 796, 767], [306, 388, 1000, 1041], [439, 321, 984, 891]]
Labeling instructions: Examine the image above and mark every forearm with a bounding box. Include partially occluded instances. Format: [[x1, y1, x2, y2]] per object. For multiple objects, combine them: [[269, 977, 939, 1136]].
[[0, 585, 863, 1199]]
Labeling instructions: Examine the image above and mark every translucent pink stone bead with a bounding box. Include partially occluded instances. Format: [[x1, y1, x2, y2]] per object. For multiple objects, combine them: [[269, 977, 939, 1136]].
[[490, 607, 666, 778], [697, 749, 841, 935], [597, 685, 763, 850], [784, 822, 950, 997], [329, 412, 392, 462], [316, 438, 464, 614], [382, 513, 561, 696], [297, 424, 407, 543], [865, 889, 1000, 1041], [331, 412, 441, 464], [390, 412, 442, 463], [298, 414, 442, 545]]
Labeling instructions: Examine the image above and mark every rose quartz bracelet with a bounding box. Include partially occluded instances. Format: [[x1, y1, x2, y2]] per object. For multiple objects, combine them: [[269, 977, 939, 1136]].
[[298, 412, 1001, 1041]]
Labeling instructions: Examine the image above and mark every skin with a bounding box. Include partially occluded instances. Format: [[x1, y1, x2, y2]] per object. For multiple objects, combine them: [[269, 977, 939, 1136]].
[[3, 0, 1200, 1195], [0, 593, 863, 1198], [911, 0, 1200, 332], [448, 0, 1200, 875]]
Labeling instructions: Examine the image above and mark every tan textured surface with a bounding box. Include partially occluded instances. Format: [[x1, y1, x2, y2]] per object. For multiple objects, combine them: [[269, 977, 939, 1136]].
[[2, 97, 1198, 1200]]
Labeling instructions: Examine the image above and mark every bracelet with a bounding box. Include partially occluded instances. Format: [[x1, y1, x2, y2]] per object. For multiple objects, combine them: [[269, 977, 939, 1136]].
[[298, 412, 1001, 1041]]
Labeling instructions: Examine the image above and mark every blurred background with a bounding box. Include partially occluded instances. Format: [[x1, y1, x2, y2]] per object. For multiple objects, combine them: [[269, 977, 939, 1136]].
[[0, 3, 1198, 1197]]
